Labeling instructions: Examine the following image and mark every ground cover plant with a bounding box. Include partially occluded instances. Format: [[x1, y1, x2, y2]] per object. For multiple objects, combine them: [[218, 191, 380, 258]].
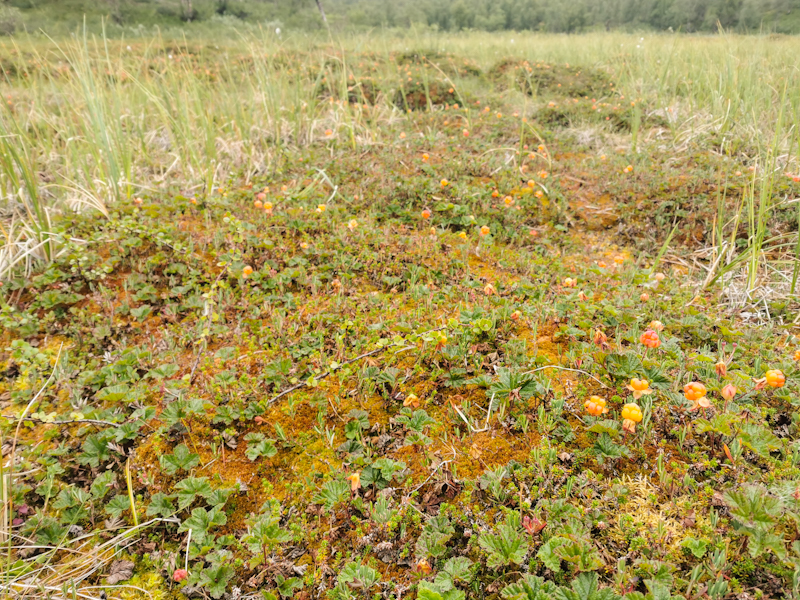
[[1, 27, 800, 600]]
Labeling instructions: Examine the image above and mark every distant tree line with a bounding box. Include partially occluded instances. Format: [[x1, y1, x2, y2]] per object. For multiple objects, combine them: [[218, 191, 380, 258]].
[[231, 0, 800, 33], [329, 0, 800, 32], [4, 0, 800, 34]]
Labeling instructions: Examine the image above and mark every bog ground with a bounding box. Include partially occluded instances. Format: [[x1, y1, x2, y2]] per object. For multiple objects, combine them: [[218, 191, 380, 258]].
[[1, 30, 800, 600]]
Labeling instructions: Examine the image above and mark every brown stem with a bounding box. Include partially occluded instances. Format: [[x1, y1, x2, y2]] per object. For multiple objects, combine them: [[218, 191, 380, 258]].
[[315, 0, 328, 26]]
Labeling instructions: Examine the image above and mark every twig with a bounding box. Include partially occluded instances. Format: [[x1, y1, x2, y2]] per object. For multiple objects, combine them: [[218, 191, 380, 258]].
[[450, 403, 476, 431], [451, 393, 496, 433], [9, 343, 63, 454], [189, 270, 227, 384], [265, 326, 446, 405], [523, 364, 609, 388], [0, 582, 106, 600], [7, 341, 63, 546], [188, 348, 204, 384], [236, 349, 271, 362], [185, 528, 192, 572], [410, 446, 457, 493], [561, 174, 591, 185], [266, 346, 393, 405], [410, 460, 454, 494], [2, 518, 168, 593], [0, 415, 122, 427]]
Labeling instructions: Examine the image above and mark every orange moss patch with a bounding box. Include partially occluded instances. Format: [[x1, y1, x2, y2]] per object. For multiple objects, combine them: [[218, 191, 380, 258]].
[[448, 428, 538, 481]]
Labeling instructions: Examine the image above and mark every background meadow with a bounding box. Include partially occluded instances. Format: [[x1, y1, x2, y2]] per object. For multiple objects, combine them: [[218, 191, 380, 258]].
[[1, 10, 800, 600]]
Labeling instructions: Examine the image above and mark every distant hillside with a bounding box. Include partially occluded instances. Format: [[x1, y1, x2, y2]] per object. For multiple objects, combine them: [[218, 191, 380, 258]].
[[2, 0, 800, 34]]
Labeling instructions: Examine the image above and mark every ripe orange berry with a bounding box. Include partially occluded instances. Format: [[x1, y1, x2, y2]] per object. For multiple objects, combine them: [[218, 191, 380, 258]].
[[627, 378, 651, 400], [441, 179, 449, 188], [503, 196, 514, 207], [621, 403, 643, 432], [640, 330, 660, 348], [584, 396, 608, 416], [683, 382, 707, 402], [242, 266, 253, 278], [765, 369, 786, 388], [254, 200, 263, 209], [491, 190, 499, 198], [421, 209, 431, 219], [621, 403, 643, 422], [685, 383, 711, 411], [479, 225, 490, 236]]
